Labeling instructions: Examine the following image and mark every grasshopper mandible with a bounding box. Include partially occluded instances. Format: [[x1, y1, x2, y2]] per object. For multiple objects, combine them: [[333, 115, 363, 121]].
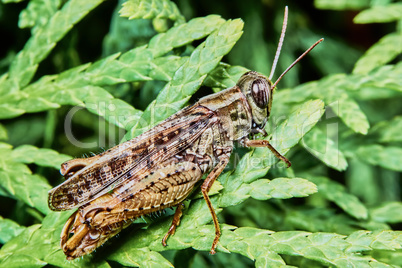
[[48, 7, 323, 260]]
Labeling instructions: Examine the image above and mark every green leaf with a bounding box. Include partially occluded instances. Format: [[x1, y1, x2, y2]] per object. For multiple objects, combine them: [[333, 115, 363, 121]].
[[0, 142, 12, 151], [354, 3, 402, 23], [0, 162, 52, 215], [139, 222, 401, 266], [255, 251, 287, 268], [301, 127, 348, 171], [147, 15, 226, 58], [229, 228, 401, 266], [274, 81, 319, 105], [249, 178, 317, 200], [0, 216, 26, 244], [84, 96, 141, 130], [0, 105, 25, 119], [356, 144, 402, 171], [10, 145, 71, 169], [371, 116, 402, 143], [149, 55, 188, 81], [0, 144, 59, 214], [0, 124, 7, 140], [18, 0, 62, 32], [203, 63, 248, 92], [326, 86, 370, 135], [120, 0, 185, 23], [346, 158, 381, 206], [308, 176, 368, 220], [359, 62, 402, 93], [314, 0, 369, 10], [0, 252, 47, 268], [370, 202, 402, 224], [107, 247, 173, 267], [193, 180, 223, 199], [270, 100, 325, 158], [125, 18, 244, 139], [284, 207, 371, 235], [346, 230, 402, 252], [277, 63, 402, 105], [2, 0, 25, 3], [276, 74, 371, 134], [4, 0, 106, 89], [353, 33, 402, 75], [0, 16, 226, 123]]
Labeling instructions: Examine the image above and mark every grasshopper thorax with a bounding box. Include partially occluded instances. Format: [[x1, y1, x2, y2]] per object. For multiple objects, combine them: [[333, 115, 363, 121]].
[[237, 71, 273, 132]]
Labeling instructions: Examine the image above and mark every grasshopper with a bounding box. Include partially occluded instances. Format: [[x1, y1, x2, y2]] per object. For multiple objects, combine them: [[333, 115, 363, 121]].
[[48, 7, 323, 260]]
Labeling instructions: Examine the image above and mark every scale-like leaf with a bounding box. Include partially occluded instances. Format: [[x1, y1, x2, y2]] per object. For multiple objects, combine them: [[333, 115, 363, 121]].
[[354, 3, 402, 23], [0, 15, 226, 125], [0, 124, 7, 140], [18, 0, 61, 32], [346, 230, 402, 252], [0, 144, 69, 214], [357, 62, 402, 93], [0, 143, 71, 214], [0, 162, 51, 215], [277, 73, 373, 134], [125, 19, 244, 139], [301, 127, 348, 171], [255, 251, 287, 268], [147, 15, 226, 57], [371, 116, 402, 143], [3, 0, 105, 90], [0, 216, 26, 244], [149, 55, 188, 81], [277, 63, 402, 106], [249, 178, 317, 200], [126, 221, 402, 267], [120, 0, 184, 23], [10, 145, 70, 170], [328, 88, 370, 135], [107, 247, 173, 267], [307, 176, 368, 220], [356, 145, 402, 171], [314, 0, 369, 10], [353, 33, 402, 75], [203, 63, 248, 91], [370, 202, 402, 224]]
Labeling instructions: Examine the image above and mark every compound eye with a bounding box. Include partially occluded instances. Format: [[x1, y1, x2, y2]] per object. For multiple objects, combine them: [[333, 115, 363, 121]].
[[251, 79, 270, 108]]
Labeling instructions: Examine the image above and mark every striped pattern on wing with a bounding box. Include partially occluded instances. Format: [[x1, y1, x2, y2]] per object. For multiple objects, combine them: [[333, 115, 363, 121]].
[[48, 105, 217, 211]]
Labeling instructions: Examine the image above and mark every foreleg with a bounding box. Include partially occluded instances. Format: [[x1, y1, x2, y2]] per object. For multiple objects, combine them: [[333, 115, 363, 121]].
[[242, 138, 291, 167]]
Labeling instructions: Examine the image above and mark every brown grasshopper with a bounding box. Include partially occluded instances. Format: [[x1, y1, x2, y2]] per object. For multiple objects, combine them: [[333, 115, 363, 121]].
[[48, 7, 323, 260]]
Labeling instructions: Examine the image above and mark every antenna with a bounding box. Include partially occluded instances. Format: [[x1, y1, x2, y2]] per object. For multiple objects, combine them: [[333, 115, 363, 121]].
[[268, 6, 288, 81], [272, 38, 324, 89]]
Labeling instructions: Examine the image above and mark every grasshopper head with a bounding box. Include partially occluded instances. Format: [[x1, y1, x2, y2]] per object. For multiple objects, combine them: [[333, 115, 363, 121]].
[[236, 7, 323, 137], [237, 71, 273, 131]]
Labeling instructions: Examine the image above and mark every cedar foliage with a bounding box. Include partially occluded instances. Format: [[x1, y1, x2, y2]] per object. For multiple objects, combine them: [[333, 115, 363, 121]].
[[0, 0, 401, 267]]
